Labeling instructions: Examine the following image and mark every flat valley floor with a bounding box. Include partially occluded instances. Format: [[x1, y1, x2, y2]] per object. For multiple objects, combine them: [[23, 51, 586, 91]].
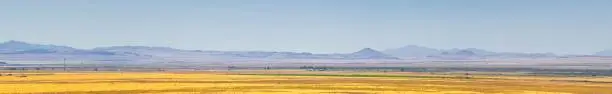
[[0, 70, 611, 94]]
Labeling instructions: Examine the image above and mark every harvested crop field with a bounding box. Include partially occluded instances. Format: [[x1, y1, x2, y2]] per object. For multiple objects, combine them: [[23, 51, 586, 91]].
[[0, 71, 611, 94]]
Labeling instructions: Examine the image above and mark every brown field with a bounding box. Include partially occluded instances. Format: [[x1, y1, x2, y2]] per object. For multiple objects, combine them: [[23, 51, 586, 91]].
[[0, 70, 611, 94]]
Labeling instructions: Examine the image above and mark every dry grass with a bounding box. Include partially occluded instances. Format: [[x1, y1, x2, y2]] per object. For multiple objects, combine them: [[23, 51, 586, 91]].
[[0, 71, 611, 94]]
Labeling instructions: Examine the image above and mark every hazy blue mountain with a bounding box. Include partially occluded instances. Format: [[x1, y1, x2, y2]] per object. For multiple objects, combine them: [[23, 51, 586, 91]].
[[93, 46, 223, 59], [383, 45, 440, 57], [489, 52, 556, 58], [426, 49, 480, 60], [0, 40, 77, 54], [0, 40, 116, 55], [0, 40, 561, 62], [350, 48, 399, 59], [93, 46, 181, 56], [446, 48, 496, 56], [595, 50, 612, 56], [94, 46, 182, 52], [383, 45, 491, 59], [384, 45, 557, 59], [434, 49, 555, 59], [93, 46, 399, 60], [206, 48, 398, 60], [441, 50, 476, 56], [0, 41, 143, 62]]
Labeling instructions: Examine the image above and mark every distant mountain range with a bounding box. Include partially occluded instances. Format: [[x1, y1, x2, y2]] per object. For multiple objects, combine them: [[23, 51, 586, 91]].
[[0, 41, 398, 62], [384, 45, 559, 59], [349, 48, 399, 59], [94, 46, 398, 60], [390, 45, 562, 59], [595, 50, 612, 56], [383, 45, 440, 57], [0, 40, 608, 62], [0, 40, 115, 55]]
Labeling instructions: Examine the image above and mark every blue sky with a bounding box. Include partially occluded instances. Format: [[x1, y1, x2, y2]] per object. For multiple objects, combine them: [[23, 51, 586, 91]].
[[0, 0, 611, 54]]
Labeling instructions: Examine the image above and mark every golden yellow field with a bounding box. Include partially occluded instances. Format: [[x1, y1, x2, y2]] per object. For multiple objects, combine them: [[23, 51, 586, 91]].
[[1, 71, 611, 94]]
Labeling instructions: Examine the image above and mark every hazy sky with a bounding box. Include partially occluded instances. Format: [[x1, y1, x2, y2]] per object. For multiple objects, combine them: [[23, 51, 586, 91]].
[[1, 0, 611, 54]]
